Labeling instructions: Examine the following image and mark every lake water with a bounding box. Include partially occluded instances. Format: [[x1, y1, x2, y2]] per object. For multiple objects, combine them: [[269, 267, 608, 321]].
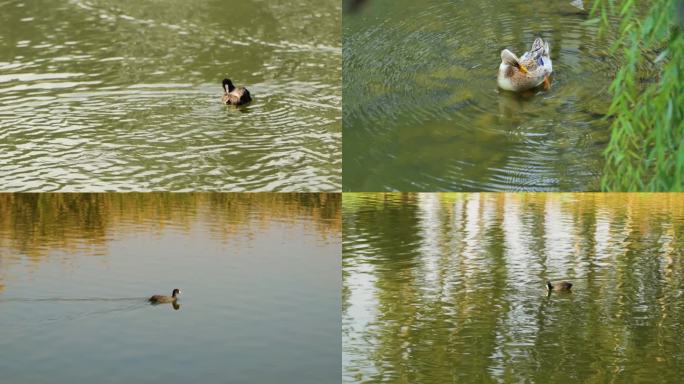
[[343, 0, 617, 191], [0, 0, 341, 191], [343, 193, 684, 383], [0, 193, 341, 384]]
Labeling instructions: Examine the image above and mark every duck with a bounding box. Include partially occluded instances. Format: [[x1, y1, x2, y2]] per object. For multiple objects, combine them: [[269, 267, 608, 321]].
[[546, 281, 572, 291], [497, 37, 553, 92], [221, 78, 252, 106], [149, 288, 181, 304]]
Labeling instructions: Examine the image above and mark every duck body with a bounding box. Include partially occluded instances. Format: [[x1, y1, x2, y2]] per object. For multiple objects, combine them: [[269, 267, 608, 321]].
[[497, 37, 553, 92], [221, 78, 252, 106], [546, 281, 572, 291], [149, 288, 181, 304]]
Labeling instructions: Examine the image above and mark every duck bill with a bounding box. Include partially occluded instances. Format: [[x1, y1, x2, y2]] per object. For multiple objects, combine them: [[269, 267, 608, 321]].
[[518, 63, 529, 74]]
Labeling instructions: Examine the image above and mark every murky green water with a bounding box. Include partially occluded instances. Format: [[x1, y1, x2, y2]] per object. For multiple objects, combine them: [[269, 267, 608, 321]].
[[0, 193, 341, 383], [343, 0, 616, 191], [343, 193, 684, 383], [0, 0, 341, 191]]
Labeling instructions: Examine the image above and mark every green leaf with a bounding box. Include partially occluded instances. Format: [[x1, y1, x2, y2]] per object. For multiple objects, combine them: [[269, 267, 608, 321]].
[[583, 18, 601, 26]]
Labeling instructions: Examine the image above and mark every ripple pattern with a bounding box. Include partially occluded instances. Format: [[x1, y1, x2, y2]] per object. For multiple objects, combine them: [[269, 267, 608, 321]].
[[343, 0, 620, 191], [0, 0, 341, 191]]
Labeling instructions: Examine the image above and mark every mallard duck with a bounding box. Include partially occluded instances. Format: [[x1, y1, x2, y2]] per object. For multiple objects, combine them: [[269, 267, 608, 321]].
[[546, 281, 572, 291], [497, 37, 553, 92], [221, 78, 252, 106], [149, 288, 181, 304]]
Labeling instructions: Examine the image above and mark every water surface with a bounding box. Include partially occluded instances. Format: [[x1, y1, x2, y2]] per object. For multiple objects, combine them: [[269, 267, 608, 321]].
[[344, 193, 684, 383], [0, 193, 341, 384], [343, 0, 617, 191], [0, 0, 341, 191]]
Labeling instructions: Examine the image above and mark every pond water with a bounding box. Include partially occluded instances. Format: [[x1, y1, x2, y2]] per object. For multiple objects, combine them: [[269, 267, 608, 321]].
[[0, 0, 341, 191], [343, 0, 616, 191], [0, 193, 341, 384], [343, 193, 684, 383]]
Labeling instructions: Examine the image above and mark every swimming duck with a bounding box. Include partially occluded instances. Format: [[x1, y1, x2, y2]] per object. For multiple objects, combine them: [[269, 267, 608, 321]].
[[497, 37, 553, 92], [149, 288, 181, 304], [546, 281, 572, 291], [221, 78, 252, 106]]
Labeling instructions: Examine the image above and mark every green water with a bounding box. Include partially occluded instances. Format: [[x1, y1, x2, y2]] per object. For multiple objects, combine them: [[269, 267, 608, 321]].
[[0, 0, 341, 191], [343, 193, 684, 383], [343, 0, 616, 191], [0, 193, 341, 384]]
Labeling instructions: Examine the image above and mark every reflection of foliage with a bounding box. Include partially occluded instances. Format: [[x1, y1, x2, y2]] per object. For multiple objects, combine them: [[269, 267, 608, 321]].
[[592, 0, 684, 191], [0, 193, 340, 259], [343, 193, 684, 382]]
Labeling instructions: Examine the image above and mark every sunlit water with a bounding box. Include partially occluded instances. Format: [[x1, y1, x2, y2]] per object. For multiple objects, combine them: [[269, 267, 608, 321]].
[[343, 0, 618, 191], [0, 0, 341, 191], [343, 193, 684, 383], [0, 193, 341, 384]]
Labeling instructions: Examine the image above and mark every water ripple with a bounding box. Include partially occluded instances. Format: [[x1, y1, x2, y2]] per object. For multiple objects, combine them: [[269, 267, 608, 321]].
[[0, 0, 341, 191], [343, 193, 684, 383], [344, 0, 619, 191]]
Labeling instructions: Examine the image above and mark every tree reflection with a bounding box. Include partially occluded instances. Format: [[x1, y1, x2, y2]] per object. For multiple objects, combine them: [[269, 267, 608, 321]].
[[0, 192, 341, 275], [344, 193, 684, 383]]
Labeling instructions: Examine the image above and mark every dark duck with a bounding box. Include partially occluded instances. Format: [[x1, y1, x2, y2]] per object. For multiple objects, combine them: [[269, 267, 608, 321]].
[[221, 78, 252, 106], [546, 281, 572, 291], [149, 288, 181, 304]]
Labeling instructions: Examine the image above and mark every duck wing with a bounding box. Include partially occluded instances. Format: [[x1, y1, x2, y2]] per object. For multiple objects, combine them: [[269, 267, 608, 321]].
[[520, 38, 546, 64], [529, 38, 545, 56], [234, 87, 252, 104], [225, 87, 252, 105], [520, 39, 552, 77]]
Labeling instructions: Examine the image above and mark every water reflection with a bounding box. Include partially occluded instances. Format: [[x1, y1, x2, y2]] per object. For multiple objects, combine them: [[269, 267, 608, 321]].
[[0, 192, 340, 383], [0, 192, 340, 261], [343, 0, 618, 191], [0, 0, 341, 191], [343, 193, 684, 383], [150, 301, 181, 311]]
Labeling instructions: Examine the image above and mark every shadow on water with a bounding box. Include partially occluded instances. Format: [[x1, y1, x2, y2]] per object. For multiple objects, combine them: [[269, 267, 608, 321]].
[[344, 0, 369, 13], [545, 289, 573, 298]]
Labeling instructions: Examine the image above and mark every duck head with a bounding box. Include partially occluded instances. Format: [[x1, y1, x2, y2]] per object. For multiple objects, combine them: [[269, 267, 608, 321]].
[[222, 78, 235, 93], [172, 288, 181, 298]]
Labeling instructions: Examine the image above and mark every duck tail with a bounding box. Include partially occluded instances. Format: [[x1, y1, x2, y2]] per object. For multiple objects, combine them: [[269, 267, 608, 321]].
[[531, 37, 544, 51], [501, 49, 520, 66]]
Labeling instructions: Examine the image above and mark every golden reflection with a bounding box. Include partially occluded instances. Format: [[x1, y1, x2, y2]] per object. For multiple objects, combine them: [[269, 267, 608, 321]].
[[343, 193, 684, 383], [0, 193, 341, 260]]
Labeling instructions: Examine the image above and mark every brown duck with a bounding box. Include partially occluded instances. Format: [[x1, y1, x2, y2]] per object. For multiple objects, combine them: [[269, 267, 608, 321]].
[[546, 281, 572, 291], [149, 288, 181, 304], [221, 78, 252, 106], [497, 37, 553, 92]]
